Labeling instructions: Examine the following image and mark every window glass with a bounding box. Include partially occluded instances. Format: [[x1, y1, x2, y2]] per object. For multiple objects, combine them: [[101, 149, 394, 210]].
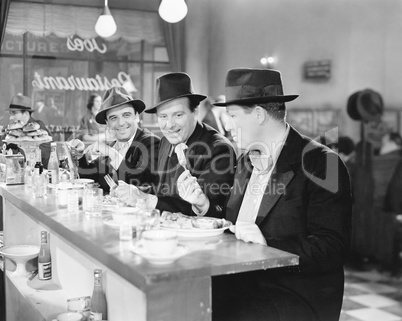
[[1, 32, 170, 137], [0, 58, 23, 126]]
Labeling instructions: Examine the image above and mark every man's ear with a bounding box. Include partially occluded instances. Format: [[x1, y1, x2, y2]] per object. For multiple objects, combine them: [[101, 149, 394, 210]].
[[254, 106, 266, 125]]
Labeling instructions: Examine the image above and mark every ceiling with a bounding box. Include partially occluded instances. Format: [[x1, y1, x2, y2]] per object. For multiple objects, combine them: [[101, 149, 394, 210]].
[[12, 0, 161, 12]]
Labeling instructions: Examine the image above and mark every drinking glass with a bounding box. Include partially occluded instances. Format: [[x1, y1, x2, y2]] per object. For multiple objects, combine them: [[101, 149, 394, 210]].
[[83, 188, 103, 218], [143, 209, 161, 231], [33, 172, 47, 198], [67, 188, 79, 214]]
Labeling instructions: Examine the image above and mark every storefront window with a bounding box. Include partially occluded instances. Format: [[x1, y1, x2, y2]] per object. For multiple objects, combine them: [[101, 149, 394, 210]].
[[1, 26, 169, 139]]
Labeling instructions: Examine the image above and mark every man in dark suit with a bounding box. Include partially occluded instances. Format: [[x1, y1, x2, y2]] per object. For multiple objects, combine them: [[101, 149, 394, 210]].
[[116, 72, 236, 217], [72, 86, 160, 193], [211, 69, 352, 321]]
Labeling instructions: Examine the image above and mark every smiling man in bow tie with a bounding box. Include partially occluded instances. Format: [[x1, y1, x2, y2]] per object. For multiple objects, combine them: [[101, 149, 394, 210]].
[[211, 68, 352, 321], [115, 72, 236, 217]]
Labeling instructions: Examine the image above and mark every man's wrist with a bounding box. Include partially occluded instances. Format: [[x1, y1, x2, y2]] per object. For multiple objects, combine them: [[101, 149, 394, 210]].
[[192, 196, 210, 216], [147, 193, 158, 209]]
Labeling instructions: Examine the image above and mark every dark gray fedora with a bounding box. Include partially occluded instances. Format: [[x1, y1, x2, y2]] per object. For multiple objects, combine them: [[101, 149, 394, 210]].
[[96, 86, 146, 124], [213, 68, 298, 106], [145, 72, 206, 114]]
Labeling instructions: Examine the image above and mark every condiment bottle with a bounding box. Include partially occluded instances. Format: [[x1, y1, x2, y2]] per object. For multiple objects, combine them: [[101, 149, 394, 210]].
[[38, 231, 52, 280], [34, 148, 43, 175], [90, 269, 108, 321], [47, 142, 59, 184]]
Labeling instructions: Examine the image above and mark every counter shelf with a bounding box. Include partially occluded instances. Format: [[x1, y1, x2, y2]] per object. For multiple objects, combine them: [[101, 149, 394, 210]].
[[0, 185, 299, 321]]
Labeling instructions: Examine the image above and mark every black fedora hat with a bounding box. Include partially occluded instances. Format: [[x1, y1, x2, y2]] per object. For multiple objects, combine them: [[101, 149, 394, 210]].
[[346, 91, 362, 121], [7, 94, 34, 112], [356, 88, 383, 122], [213, 68, 298, 107], [145, 72, 206, 114], [95, 86, 146, 124]]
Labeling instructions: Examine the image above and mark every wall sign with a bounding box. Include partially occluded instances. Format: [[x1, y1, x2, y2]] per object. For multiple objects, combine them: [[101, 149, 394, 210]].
[[303, 60, 331, 80], [32, 71, 133, 91]]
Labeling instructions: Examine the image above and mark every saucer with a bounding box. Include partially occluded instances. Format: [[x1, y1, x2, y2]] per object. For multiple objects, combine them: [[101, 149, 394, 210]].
[[131, 243, 189, 265]]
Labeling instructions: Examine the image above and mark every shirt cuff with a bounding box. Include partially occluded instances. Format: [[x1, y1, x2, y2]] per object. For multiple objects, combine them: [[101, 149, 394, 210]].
[[147, 194, 158, 209], [192, 198, 210, 216]]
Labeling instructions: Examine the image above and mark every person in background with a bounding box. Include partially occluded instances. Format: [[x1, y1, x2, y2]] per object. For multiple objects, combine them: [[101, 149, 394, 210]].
[[45, 97, 63, 125], [211, 68, 352, 321], [337, 136, 356, 164], [5, 94, 53, 167], [115, 72, 236, 217], [79, 94, 107, 142], [379, 131, 402, 156], [70, 87, 160, 194]]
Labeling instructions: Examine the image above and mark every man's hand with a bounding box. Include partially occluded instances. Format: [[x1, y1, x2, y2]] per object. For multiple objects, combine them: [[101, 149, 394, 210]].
[[115, 180, 147, 207], [229, 221, 267, 245], [84, 141, 112, 159], [68, 139, 85, 158], [177, 170, 210, 214]]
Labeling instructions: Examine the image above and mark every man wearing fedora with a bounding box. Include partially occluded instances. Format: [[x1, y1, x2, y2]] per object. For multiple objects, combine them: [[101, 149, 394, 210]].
[[115, 72, 236, 217], [71, 86, 160, 193], [5, 94, 53, 167], [211, 69, 352, 321]]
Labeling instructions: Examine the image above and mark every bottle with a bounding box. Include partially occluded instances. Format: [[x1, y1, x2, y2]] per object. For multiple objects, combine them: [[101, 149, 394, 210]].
[[38, 231, 52, 280], [34, 148, 43, 175], [47, 142, 59, 185], [90, 269, 108, 321]]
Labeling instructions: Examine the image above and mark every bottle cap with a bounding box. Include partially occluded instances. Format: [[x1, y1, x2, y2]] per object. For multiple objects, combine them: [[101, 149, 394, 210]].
[[94, 269, 102, 277]]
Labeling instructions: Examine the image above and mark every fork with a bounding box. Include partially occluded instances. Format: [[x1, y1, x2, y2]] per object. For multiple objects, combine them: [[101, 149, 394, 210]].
[[104, 174, 118, 190]]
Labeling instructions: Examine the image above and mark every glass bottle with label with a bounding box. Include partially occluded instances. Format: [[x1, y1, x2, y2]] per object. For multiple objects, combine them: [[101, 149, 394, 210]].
[[38, 231, 52, 280], [47, 142, 59, 185], [34, 148, 43, 175], [90, 269, 108, 321]]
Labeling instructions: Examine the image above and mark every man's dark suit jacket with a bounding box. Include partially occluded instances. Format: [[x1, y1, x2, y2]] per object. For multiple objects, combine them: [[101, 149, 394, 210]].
[[78, 127, 160, 193], [153, 122, 236, 218], [215, 126, 352, 321]]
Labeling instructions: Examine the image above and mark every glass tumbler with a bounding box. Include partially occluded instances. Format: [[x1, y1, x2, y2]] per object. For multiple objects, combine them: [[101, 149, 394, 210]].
[[83, 188, 103, 218]]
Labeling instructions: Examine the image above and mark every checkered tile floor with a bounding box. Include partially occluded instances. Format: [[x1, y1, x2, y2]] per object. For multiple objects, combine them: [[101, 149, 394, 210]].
[[341, 268, 402, 321]]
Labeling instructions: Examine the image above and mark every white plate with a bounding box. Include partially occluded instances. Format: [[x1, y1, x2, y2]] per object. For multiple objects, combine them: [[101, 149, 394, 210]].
[[0, 245, 40, 259], [131, 243, 188, 265], [161, 225, 231, 238]]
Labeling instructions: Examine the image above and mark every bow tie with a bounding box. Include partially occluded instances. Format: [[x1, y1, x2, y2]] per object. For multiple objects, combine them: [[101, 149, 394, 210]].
[[249, 152, 273, 174]]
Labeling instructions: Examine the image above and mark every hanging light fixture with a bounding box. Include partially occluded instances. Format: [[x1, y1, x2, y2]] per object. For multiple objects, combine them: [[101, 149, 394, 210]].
[[95, 0, 117, 38], [159, 0, 188, 24]]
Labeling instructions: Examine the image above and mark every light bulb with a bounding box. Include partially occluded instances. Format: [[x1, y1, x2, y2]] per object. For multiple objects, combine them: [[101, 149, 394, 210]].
[[95, 6, 117, 38], [159, 0, 188, 23]]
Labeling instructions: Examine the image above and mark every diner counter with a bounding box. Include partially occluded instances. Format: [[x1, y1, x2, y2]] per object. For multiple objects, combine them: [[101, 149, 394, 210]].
[[1, 184, 299, 321]]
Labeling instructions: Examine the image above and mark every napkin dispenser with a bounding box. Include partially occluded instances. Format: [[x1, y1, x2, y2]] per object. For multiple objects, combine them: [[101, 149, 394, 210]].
[[0, 154, 25, 185]]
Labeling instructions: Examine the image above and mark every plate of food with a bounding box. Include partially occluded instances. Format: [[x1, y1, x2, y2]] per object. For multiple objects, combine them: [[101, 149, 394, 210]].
[[160, 211, 232, 238]]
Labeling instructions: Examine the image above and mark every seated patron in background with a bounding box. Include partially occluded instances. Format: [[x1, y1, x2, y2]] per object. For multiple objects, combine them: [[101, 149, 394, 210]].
[[116, 72, 236, 217], [79, 94, 107, 142], [211, 68, 352, 321], [70, 87, 160, 194], [5, 94, 53, 167]]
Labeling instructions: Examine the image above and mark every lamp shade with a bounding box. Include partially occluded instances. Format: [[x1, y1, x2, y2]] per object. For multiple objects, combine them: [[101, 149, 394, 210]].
[[95, 6, 117, 38], [159, 0, 188, 23]]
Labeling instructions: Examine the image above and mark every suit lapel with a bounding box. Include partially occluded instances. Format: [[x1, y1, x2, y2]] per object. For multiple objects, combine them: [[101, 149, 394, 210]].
[[124, 128, 143, 164], [255, 170, 294, 225]]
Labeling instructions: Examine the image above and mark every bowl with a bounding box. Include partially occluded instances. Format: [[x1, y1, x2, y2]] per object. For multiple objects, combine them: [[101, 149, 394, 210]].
[[112, 207, 141, 225], [142, 230, 178, 255], [73, 178, 94, 188]]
